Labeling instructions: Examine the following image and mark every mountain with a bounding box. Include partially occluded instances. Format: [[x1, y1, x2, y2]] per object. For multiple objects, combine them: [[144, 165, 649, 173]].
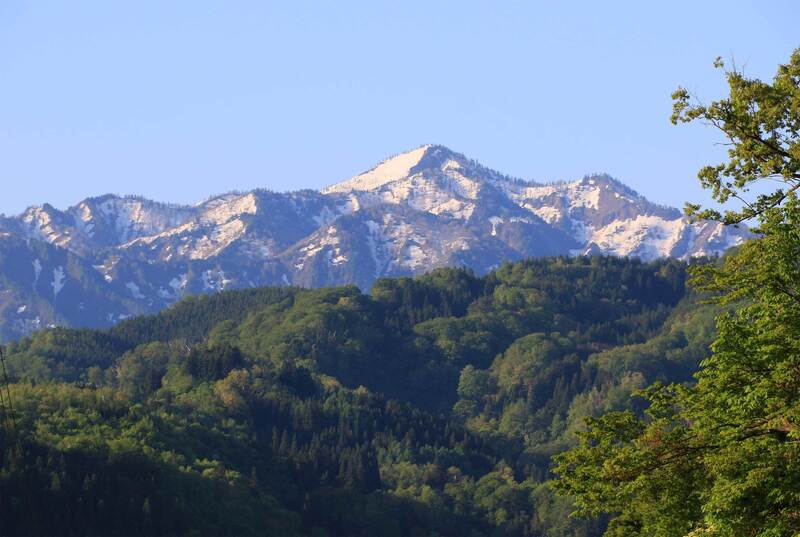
[[0, 144, 749, 340]]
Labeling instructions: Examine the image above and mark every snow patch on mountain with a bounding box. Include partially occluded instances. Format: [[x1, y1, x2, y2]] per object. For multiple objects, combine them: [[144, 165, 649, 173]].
[[364, 220, 387, 278], [32, 259, 42, 286], [51, 266, 66, 296], [313, 205, 338, 227], [95, 197, 194, 243], [169, 274, 189, 296], [323, 145, 431, 194], [126, 281, 145, 300], [22, 207, 71, 248], [201, 193, 259, 224], [202, 269, 232, 292], [404, 244, 426, 269], [191, 219, 248, 259], [489, 216, 502, 236], [73, 203, 96, 237], [691, 221, 747, 257], [569, 183, 601, 210], [528, 205, 562, 224], [587, 215, 687, 258]]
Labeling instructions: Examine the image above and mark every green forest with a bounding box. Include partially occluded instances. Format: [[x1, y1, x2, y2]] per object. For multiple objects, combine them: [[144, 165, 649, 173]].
[[1, 51, 799, 537], [0, 254, 701, 536]]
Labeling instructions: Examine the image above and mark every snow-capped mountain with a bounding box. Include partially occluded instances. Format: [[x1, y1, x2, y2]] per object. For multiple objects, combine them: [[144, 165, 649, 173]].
[[0, 145, 750, 340]]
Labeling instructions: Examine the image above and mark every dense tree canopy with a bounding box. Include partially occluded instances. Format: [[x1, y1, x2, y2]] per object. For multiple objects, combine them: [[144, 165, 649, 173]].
[[0, 257, 703, 536]]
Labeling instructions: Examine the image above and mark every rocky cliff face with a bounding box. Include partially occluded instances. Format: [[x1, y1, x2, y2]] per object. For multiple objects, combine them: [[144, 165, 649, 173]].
[[0, 145, 750, 340]]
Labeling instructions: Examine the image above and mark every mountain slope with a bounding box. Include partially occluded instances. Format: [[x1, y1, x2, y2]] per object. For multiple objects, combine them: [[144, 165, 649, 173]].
[[0, 145, 750, 339]]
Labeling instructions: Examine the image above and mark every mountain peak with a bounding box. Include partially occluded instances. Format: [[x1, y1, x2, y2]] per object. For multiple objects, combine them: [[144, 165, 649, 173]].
[[322, 145, 432, 194], [322, 144, 472, 194], [576, 173, 641, 196]]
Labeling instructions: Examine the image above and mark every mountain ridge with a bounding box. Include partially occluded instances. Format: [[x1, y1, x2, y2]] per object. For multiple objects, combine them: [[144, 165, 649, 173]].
[[0, 145, 750, 340]]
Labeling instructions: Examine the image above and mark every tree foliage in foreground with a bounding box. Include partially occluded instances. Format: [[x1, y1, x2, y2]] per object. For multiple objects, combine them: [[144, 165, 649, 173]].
[[555, 50, 800, 537]]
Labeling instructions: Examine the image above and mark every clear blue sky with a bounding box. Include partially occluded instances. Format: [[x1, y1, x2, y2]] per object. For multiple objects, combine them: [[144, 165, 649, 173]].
[[0, 1, 797, 215]]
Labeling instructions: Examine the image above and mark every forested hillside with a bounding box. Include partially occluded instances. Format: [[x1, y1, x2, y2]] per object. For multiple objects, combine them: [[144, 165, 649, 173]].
[[0, 256, 716, 536]]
